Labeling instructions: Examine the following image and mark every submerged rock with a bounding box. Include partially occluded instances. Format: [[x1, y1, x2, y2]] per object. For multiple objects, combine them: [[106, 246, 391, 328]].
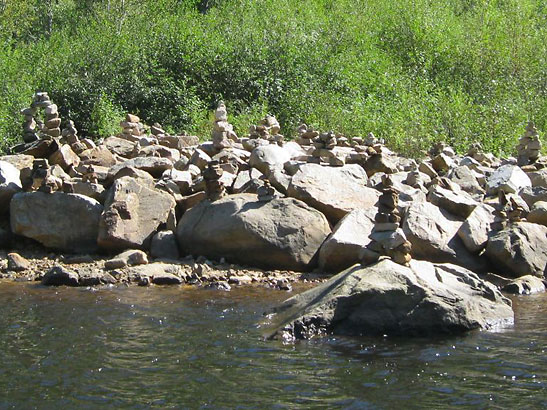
[[267, 259, 513, 340]]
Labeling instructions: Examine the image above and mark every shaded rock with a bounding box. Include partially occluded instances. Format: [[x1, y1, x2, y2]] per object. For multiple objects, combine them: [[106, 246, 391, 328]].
[[177, 194, 330, 271], [79, 145, 117, 167], [457, 204, 495, 253], [150, 230, 180, 260], [502, 275, 546, 295], [449, 165, 484, 195], [519, 186, 547, 209], [0, 160, 22, 213], [63, 181, 105, 202], [78, 271, 117, 286], [486, 164, 531, 195], [402, 202, 487, 272], [49, 144, 80, 170], [267, 259, 513, 340], [318, 208, 376, 273], [527, 201, 547, 226], [7, 252, 30, 272], [41, 266, 79, 286], [189, 149, 211, 170], [427, 185, 478, 218], [98, 177, 176, 251], [127, 263, 182, 285], [232, 169, 263, 193], [287, 163, 378, 224], [485, 222, 547, 278], [11, 192, 102, 252]]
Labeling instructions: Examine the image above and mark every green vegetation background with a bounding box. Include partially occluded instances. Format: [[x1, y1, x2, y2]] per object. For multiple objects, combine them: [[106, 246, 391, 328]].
[[1, 0, 545, 156]]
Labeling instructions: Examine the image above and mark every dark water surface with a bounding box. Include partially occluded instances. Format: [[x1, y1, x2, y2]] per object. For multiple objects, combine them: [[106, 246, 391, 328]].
[[0, 282, 545, 409]]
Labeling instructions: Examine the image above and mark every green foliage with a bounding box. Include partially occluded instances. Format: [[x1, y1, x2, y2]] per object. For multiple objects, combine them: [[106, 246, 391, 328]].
[[0, 0, 545, 156]]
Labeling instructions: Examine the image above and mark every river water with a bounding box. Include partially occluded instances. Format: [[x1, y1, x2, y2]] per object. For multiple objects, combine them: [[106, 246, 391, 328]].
[[0, 282, 545, 409]]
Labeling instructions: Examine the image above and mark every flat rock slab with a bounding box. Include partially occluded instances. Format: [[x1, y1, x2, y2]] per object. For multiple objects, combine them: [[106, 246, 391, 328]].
[[267, 259, 513, 340], [177, 193, 331, 271], [287, 163, 379, 224], [11, 192, 103, 252]]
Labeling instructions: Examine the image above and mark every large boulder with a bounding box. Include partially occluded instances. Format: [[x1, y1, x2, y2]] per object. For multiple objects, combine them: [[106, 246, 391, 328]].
[[527, 201, 547, 226], [267, 259, 513, 340], [402, 202, 487, 272], [318, 208, 376, 273], [0, 160, 22, 213], [486, 164, 531, 195], [98, 176, 176, 251], [427, 185, 478, 218], [485, 222, 547, 278], [249, 145, 291, 175], [457, 203, 495, 253], [11, 192, 103, 252], [176, 194, 331, 271], [287, 163, 378, 224]]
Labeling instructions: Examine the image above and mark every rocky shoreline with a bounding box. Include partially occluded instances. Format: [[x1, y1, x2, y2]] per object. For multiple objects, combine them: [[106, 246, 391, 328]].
[[1, 92, 547, 338]]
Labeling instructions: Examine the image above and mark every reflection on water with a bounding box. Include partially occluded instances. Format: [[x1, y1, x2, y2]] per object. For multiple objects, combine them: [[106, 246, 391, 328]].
[[0, 282, 545, 409]]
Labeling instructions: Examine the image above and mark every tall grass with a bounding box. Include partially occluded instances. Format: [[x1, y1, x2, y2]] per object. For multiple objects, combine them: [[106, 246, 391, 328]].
[[0, 0, 545, 156]]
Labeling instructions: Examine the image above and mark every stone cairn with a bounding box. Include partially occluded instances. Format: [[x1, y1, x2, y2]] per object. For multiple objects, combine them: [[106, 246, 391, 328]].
[[310, 131, 345, 166], [491, 191, 525, 231], [203, 160, 226, 201], [20, 92, 61, 143], [120, 114, 145, 141], [212, 101, 236, 151], [361, 175, 412, 266], [295, 123, 319, 146], [257, 179, 279, 202], [517, 121, 542, 166], [28, 158, 62, 193], [249, 115, 283, 145], [61, 120, 79, 144]]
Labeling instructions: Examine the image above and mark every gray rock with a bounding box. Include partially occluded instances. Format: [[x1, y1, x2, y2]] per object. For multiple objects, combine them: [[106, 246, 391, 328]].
[[485, 222, 547, 278], [108, 157, 172, 178], [427, 185, 478, 218], [267, 259, 513, 340], [486, 164, 531, 195], [249, 145, 291, 175], [449, 165, 485, 195], [527, 201, 547, 226], [519, 186, 547, 208], [287, 163, 378, 224], [402, 202, 487, 272], [11, 192, 103, 252], [457, 204, 495, 253], [98, 176, 176, 251], [177, 194, 331, 271], [41, 266, 79, 286], [502, 275, 546, 295], [318, 208, 376, 273], [104, 249, 148, 269], [63, 181, 105, 202], [0, 160, 22, 213], [150, 230, 180, 260], [104, 136, 136, 158], [7, 252, 30, 272], [127, 263, 182, 285], [526, 168, 547, 188], [363, 154, 397, 177]]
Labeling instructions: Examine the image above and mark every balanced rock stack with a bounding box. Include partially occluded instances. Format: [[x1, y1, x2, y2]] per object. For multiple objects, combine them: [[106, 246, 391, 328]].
[[516, 121, 542, 166], [203, 160, 226, 201], [21, 92, 61, 142], [249, 115, 283, 145], [295, 124, 319, 146], [257, 180, 279, 202], [28, 158, 62, 193], [120, 114, 145, 141], [61, 120, 79, 144], [361, 175, 412, 266], [212, 101, 236, 151], [310, 131, 344, 166]]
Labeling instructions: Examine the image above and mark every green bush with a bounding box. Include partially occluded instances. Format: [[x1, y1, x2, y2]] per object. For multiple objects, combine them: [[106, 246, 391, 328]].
[[0, 0, 545, 156]]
